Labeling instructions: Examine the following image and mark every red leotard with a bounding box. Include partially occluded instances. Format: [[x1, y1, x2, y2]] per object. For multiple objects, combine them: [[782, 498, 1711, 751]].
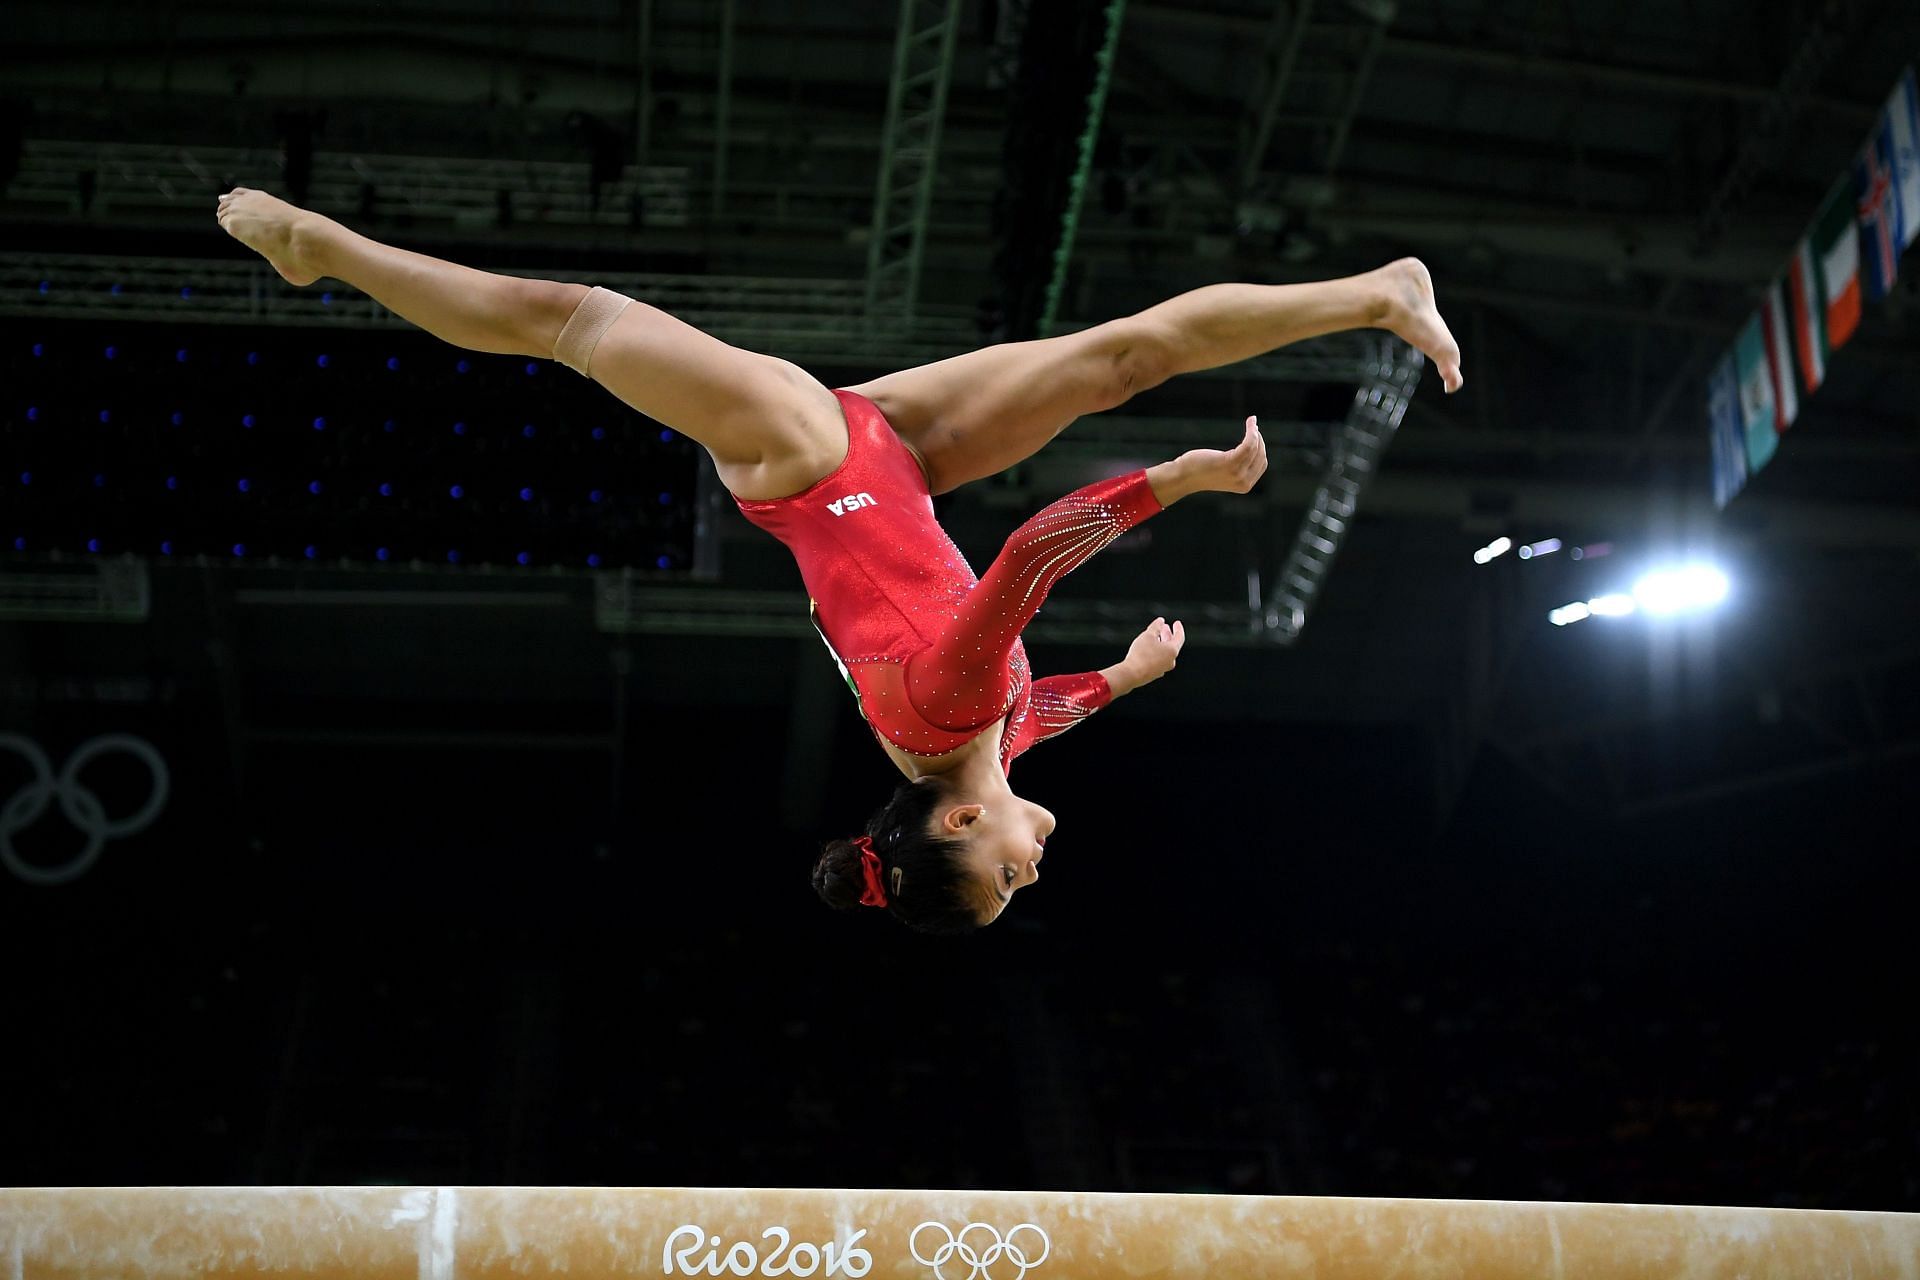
[[734, 390, 1162, 774]]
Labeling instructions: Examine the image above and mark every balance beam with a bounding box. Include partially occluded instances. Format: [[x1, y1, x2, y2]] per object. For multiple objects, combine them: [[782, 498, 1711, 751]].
[[3, 1187, 1916, 1279]]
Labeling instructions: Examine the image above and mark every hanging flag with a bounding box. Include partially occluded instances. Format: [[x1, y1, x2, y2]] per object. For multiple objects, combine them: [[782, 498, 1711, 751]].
[[1888, 66, 1920, 252], [1707, 68, 1920, 514], [1849, 66, 1919, 301], [1708, 353, 1747, 509], [1788, 233, 1827, 392], [1814, 181, 1862, 349], [1857, 113, 1903, 298], [1759, 276, 1800, 432], [1734, 314, 1777, 475]]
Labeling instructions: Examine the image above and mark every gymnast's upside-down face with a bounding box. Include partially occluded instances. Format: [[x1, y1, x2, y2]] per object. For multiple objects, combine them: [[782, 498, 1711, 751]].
[[933, 793, 1055, 925]]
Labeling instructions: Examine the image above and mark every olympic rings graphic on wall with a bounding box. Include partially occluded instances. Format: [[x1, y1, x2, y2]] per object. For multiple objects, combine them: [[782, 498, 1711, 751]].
[[909, 1222, 1050, 1280], [0, 733, 171, 886]]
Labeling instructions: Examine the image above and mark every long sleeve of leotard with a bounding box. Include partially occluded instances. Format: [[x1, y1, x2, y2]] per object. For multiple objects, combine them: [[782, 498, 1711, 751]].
[[1002, 671, 1115, 764], [905, 470, 1162, 731]]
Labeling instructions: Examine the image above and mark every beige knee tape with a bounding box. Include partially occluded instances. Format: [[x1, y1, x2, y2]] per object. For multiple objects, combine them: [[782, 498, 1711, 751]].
[[554, 286, 634, 377]]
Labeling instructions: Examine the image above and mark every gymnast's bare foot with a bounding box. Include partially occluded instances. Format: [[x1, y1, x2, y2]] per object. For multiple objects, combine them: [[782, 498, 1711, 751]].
[[1376, 257, 1463, 393], [215, 188, 329, 287]]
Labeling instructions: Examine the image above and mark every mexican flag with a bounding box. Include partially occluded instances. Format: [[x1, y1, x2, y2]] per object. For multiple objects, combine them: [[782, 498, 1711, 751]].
[[1734, 313, 1778, 475], [1787, 179, 1862, 392]]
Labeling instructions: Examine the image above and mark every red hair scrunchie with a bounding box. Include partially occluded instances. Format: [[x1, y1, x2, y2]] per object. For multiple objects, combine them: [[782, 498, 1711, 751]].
[[852, 834, 889, 908]]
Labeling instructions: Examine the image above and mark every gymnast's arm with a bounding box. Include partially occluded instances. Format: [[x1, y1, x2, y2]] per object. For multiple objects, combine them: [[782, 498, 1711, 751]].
[[1100, 616, 1186, 700], [905, 470, 1162, 731], [907, 419, 1265, 731], [999, 619, 1186, 763]]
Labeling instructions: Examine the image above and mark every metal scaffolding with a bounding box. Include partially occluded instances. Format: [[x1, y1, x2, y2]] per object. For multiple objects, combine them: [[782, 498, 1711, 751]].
[[1239, 0, 1395, 193], [594, 581, 1283, 648], [0, 560, 151, 622], [1037, 0, 1128, 337], [0, 251, 1396, 382], [0, 251, 980, 364], [862, 0, 964, 332], [10, 136, 1010, 245], [1263, 334, 1423, 643], [12, 140, 693, 229]]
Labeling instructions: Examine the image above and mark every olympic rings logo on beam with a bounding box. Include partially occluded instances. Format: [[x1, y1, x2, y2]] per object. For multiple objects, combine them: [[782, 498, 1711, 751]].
[[909, 1222, 1050, 1280], [0, 733, 171, 886]]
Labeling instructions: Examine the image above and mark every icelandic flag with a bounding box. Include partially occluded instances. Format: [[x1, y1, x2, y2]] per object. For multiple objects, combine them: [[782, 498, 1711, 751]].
[[1856, 66, 1920, 297], [1888, 66, 1920, 252], [1857, 111, 1903, 298], [1734, 313, 1778, 475], [1708, 353, 1748, 509]]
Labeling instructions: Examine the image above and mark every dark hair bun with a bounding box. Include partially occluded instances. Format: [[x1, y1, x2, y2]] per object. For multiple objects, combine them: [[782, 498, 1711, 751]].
[[811, 778, 978, 935], [811, 839, 871, 911]]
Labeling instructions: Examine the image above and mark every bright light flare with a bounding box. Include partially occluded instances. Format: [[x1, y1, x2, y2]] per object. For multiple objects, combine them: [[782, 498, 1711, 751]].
[[1545, 594, 1631, 625], [1549, 602, 1591, 626], [1547, 565, 1730, 627], [1516, 537, 1562, 561], [1632, 564, 1730, 616], [1472, 536, 1513, 565]]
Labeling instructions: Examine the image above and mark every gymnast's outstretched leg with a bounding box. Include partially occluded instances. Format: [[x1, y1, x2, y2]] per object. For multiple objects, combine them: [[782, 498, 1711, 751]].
[[846, 261, 1462, 495], [215, 188, 843, 500]]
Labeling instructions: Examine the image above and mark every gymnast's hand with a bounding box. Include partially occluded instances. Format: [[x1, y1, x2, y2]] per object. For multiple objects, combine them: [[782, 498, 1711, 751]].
[[1104, 616, 1185, 697], [1147, 416, 1269, 504]]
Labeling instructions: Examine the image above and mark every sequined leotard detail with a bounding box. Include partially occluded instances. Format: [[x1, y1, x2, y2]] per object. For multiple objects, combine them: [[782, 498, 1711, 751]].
[[733, 390, 1162, 773]]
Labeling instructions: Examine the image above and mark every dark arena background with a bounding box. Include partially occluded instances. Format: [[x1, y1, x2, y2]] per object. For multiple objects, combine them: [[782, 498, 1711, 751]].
[[4, 0, 1920, 1252]]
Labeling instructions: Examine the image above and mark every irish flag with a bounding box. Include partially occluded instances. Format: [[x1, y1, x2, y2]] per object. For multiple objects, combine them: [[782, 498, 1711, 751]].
[[1787, 180, 1861, 392]]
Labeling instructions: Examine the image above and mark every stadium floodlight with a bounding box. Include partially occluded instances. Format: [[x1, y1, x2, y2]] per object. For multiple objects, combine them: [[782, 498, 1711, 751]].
[[1548, 595, 1634, 626], [1516, 537, 1562, 561], [1547, 564, 1730, 628], [1472, 536, 1513, 565], [1548, 601, 1592, 626], [1631, 564, 1730, 616]]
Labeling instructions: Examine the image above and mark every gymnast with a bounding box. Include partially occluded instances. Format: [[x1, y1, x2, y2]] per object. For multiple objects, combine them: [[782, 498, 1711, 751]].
[[216, 187, 1462, 935]]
